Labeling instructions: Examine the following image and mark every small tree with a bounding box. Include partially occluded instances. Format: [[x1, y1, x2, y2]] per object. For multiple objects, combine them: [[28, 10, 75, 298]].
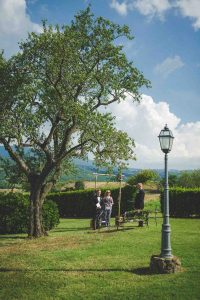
[[128, 169, 159, 185], [177, 169, 200, 188], [75, 180, 85, 190], [159, 173, 178, 188], [0, 7, 149, 237]]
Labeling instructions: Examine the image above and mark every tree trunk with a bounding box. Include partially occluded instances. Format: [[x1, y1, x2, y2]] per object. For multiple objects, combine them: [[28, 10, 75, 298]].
[[28, 175, 49, 238], [28, 187, 46, 238], [27, 166, 59, 238]]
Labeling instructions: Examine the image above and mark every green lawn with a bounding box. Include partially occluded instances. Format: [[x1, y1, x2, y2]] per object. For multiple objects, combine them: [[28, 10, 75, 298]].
[[0, 214, 200, 300]]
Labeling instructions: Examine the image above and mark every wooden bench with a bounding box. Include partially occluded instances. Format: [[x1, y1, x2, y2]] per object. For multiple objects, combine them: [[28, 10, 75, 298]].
[[115, 210, 150, 229]]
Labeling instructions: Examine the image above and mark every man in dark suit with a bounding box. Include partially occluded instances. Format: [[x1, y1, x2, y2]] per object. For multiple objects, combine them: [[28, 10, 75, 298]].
[[134, 183, 145, 226], [135, 183, 145, 210]]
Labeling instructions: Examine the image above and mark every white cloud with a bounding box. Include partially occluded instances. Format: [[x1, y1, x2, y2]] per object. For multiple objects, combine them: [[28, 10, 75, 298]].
[[110, 0, 129, 16], [133, 0, 171, 20], [106, 94, 200, 169], [0, 0, 41, 57], [176, 0, 200, 30], [110, 0, 200, 30], [110, 0, 172, 19], [154, 55, 184, 78]]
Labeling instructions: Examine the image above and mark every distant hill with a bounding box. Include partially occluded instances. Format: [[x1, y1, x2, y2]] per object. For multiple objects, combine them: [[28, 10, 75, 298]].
[[0, 146, 180, 182]]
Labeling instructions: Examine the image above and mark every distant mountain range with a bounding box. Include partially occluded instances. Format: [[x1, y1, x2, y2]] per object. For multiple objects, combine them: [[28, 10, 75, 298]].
[[0, 146, 180, 181]]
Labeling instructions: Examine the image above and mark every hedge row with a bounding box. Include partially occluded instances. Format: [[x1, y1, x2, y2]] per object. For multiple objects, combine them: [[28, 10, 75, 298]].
[[47, 185, 136, 218], [0, 186, 136, 234], [0, 193, 60, 234], [160, 187, 200, 217]]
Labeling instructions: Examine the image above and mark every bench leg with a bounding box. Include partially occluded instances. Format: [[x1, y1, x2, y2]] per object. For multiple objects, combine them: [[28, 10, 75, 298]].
[[138, 220, 144, 227]]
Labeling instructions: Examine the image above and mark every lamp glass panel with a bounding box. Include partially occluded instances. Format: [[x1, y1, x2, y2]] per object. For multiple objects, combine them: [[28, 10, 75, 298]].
[[169, 136, 174, 151], [159, 136, 170, 150], [158, 126, 174, 153]]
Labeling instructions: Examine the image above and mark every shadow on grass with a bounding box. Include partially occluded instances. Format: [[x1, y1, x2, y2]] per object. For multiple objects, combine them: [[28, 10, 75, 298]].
[[96, 226, 137, 234], [132, 267, 153, 276], [0, 235, 27, 239], [52, 227, 90, 232], [0, 267, 154, 275], [0, 225, 137, 237]]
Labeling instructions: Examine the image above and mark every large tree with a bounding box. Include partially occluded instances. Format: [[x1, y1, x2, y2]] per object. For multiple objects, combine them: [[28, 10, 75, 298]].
[[0, 7, 149, 237]]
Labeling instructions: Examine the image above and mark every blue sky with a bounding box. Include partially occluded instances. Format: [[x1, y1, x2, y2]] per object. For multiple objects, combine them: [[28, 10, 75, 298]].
[[0, 0, 200, 169]]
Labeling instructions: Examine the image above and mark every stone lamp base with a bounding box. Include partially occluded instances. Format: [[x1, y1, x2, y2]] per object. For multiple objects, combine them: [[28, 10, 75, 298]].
[[150, 255, 181, 274]]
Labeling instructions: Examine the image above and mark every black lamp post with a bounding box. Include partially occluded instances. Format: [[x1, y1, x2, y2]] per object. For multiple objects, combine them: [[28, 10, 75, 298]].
[[158, 124, 174, 258]]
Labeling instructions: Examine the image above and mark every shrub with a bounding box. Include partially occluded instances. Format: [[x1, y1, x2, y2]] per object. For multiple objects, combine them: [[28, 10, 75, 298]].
[[75, 180, 85, 190], [0, 192, 59, 234], [42, 200, 60, 231], [144, 199, 160, 212], [128, 169, 159, 185], [177, 170, 200, 188], [160, 187, 200, 217], [0, 193, 28, 234], [159, 174, 178, 188]]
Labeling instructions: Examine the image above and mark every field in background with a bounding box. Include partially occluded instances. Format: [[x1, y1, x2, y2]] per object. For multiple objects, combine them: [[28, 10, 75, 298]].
[[85, 181, 160, 203], [0, 181, 160, 206], [83, 180, 126, 189], [145, 193, 160, 202]]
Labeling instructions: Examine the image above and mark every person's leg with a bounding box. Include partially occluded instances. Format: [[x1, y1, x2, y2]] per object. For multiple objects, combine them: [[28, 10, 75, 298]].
[[94, 209, 99, 222], [91, 209, 97, 230], [105, 210, 109, 226], [108, 209, 112, 226]]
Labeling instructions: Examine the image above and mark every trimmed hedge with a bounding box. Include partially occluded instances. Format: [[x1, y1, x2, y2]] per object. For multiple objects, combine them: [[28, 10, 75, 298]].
[[0, 192, 60, 234], [47, 185, 136, 218], [160, 187, 200, 217]]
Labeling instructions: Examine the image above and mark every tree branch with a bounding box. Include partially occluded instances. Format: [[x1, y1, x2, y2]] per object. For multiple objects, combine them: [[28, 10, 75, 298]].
[[0, 138, 31, 177], [57, 138, 97, 163], [42, 115, 61, 150], [56, 117, 77, 159], [54, 57, 64, 88]]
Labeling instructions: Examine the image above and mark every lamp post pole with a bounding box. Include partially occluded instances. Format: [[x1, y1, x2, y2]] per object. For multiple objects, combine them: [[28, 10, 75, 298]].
[[118, 173, 122, 219], [150, 124, 181, 273], [161, 152, 172, 258]]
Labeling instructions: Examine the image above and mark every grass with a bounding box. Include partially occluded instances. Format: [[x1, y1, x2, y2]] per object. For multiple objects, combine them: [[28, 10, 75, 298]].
[[144, 199, 161, 211], [0, 213, 200, 299]]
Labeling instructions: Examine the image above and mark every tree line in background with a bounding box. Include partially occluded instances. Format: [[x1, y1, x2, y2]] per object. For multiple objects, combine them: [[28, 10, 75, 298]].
[[1, 159, 200, 191], [128, 169, 200, 189]]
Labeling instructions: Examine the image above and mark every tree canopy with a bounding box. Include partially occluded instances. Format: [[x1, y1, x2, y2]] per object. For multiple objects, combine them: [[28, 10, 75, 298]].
[[128, 169, 159, 185], [0, 7, 150, 237], [177, 170, 200, 188]]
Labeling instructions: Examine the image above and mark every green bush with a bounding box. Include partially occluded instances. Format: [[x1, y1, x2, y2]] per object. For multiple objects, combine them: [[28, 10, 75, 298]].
[[160, 187, 200, 217], [177, 169, 200, 188], [128, 169, 159, 185], [75, 180, 85, 190], [47, 185, 136, 218], [144, 199, 160, 211], [43, 200, 60, 231], [0, 193, 59, 234], [0, 193, 28, 234]]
